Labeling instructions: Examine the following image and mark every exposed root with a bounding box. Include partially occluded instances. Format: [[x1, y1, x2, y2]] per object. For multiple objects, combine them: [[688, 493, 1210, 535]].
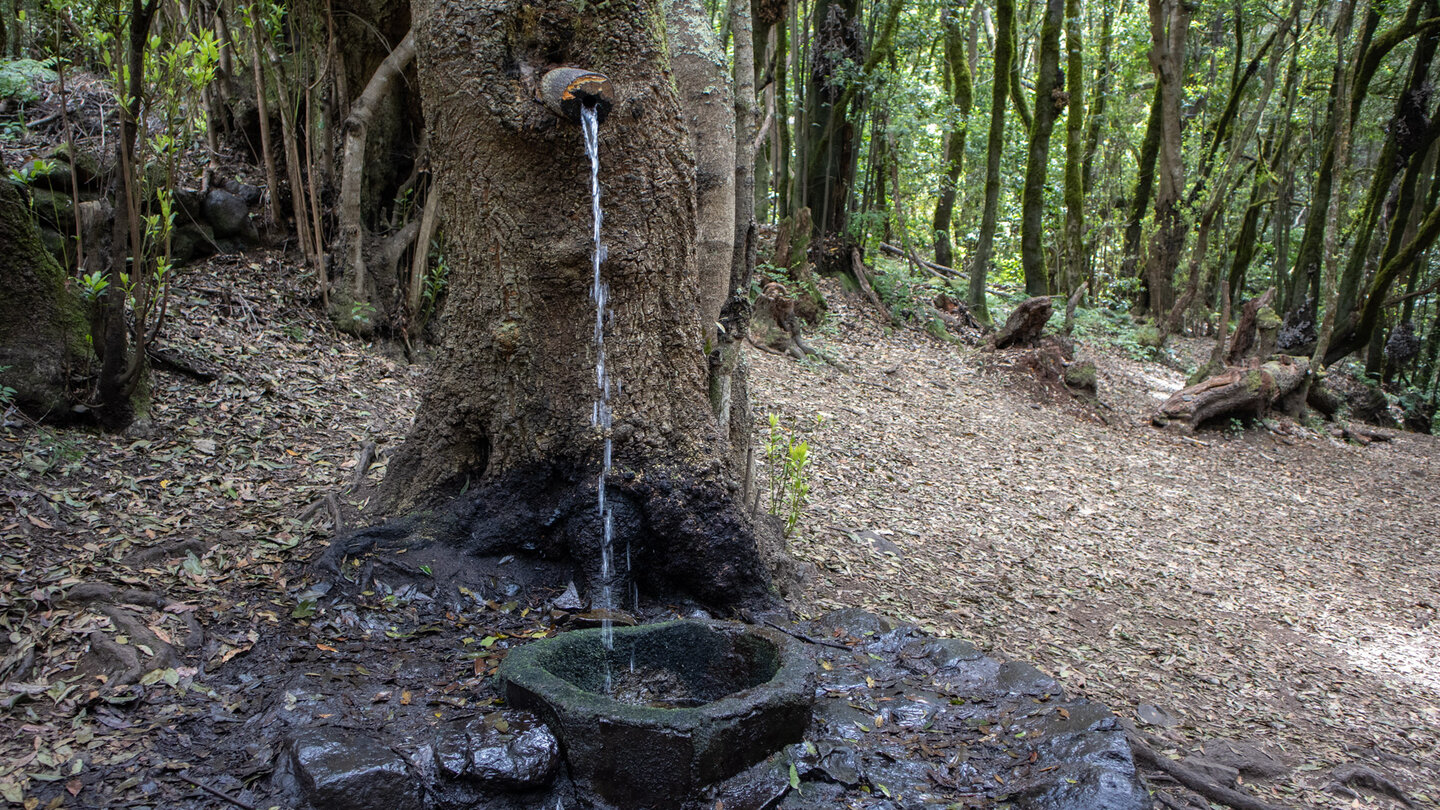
[[1127, 734, 1287, 810]]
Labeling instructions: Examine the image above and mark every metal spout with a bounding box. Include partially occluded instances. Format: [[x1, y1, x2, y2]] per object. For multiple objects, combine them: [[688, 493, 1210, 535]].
[[540, 67, 614, 124]]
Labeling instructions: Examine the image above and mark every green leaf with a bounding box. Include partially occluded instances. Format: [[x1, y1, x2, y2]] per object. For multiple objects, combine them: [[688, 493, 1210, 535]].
[[788, 763, 800, 790]]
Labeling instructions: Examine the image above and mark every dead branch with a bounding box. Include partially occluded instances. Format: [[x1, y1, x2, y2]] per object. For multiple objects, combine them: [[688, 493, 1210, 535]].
[[851, 248, 894, 324], [177, 774, 258, 810]]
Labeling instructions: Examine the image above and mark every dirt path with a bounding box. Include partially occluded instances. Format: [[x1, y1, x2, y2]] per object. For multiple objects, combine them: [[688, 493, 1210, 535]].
[[750, 288, 1440, 809]]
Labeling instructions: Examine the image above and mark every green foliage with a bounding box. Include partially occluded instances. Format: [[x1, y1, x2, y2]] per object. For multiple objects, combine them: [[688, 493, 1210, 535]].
[[0, 59, 59, 104], [0, 366, 16, 411], [77, 271, 110, 302], [764, 413, 817, 538], [1067, 307, 1165, 362], [350, 300, 377, 329], [869, 256, 949, 323]]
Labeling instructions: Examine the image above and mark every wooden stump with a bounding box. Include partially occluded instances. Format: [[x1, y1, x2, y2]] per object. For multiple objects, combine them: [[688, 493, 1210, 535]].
[[990, 296, 1053, 349]]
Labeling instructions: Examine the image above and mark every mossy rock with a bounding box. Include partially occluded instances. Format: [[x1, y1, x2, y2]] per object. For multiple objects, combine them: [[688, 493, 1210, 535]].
[[1064, 360, 1098, 392], [29, 187, 75, 230], [48, 144, 104, 190]]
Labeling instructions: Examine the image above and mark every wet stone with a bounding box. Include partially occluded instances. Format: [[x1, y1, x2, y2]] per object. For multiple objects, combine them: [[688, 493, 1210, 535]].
[[285, 728, 423, 810], [996, 659, 1063, 697], [203, 188, 256, 240], [702, 752, 792, 810]]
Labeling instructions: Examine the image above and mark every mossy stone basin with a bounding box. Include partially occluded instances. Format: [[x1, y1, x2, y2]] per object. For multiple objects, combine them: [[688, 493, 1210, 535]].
[[498, 620, 814, 808]]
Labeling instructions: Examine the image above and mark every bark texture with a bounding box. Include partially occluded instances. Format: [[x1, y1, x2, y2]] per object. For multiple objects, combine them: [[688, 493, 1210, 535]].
[[367, 0, 773, 610], [0, 181, 95, 419]]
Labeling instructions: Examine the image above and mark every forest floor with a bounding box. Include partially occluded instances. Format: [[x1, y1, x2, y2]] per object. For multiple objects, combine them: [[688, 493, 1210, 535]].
[[0, 256, 1437, 810], [752, 281, 1440, 810]]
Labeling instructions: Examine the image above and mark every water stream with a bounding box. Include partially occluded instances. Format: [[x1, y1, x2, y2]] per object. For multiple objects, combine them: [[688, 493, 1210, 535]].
[[581, 105, 626, 690]]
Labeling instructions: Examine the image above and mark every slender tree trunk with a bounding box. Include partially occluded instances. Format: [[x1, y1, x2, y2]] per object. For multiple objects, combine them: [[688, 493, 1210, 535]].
[[1080, 0, 1116, 197], [1060, 0, 1084, 297], [1141, 0, 1192, 319], [245, 8, 283, 233], [1019, 0, 1064, 297], [970, 0, 1015, 327], [932, 4, 973, 269], [332, 29, 416, 332], [1122, 83, 1163, 305], [1313, 0, 1367, 368]]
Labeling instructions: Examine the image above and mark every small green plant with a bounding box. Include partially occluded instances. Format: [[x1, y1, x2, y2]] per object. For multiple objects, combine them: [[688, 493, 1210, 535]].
[[0, 366, 17, 411], [764, 413, 817, 537], [77, 271, 110, 301], [350, 300, 377, 328]]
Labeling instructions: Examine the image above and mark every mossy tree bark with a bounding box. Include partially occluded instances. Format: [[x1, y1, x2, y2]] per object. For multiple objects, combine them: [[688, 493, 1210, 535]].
[[931, 4, 972, 270], [1017, 0, 1063, 298], [1140, 0, 1191, 318], [0, 181, 96, 420], [968, 0, 1014, 327], [365, 0, 774, 611]]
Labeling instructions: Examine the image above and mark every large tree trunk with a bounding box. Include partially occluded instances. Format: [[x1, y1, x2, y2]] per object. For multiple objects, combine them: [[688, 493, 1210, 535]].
[[356, 0, 774, 612], [932, 5, 972, 270], [0, 182, 96, 420]]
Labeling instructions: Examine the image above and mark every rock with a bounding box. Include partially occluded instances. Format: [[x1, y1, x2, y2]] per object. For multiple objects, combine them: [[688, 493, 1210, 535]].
[[170, 188, 207, 226], [170, 223, 217, 264], [812, 608, 896, 639], [995, 660, 1062, 697], [500, 620, 815, 808], [203, 188, 256, 240], [1180, 754, 1239, 787], [29, 187, 75, 230], [815, 746, 863, 787], [223, 177, 263, 205], [1011, 701, 1151, 810], [284, 728, 423, 810], [1200, 739, 1291, 780], [37, 226, 71, 266], [1135, 703, 1180, 728], [47, 144, 102, 189], [468, 715, 559, 788], [551, 581, 584, 612], [852, 529, 902, 557], [703, 752, 793, 810], [21, 158, 71, 190]]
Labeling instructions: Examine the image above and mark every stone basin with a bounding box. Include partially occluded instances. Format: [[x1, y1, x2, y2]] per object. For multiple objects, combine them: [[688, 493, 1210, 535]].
[[498, 620, 815, 808]]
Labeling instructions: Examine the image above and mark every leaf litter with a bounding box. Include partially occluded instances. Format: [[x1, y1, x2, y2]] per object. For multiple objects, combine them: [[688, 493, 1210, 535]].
[[750, 281, 1440, 809], [0, 260, 1435, 809]]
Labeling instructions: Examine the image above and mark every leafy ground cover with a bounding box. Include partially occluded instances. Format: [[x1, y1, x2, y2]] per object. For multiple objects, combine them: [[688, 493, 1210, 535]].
[[754, 281, 1440, 809], [1, 258, 1436, 809]]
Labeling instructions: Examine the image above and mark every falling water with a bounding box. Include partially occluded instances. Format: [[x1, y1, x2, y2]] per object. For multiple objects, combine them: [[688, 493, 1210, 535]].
[[581, 105, 619, 690]]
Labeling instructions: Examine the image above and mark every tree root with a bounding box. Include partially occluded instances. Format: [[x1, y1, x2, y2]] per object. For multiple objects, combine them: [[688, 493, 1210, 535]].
[[64, 583, 186, 691], [1127, 734, 1289, 810], [1326, 764, 1413, 807], [348, 441, 378, 492]]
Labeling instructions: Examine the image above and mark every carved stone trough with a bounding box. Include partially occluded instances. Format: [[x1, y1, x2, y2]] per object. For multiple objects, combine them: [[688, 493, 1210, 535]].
[[498, 620, 815, 807]]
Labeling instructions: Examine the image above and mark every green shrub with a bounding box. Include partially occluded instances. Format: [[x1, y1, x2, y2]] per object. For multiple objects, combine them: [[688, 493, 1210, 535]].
[[0, 59, 59, 104]]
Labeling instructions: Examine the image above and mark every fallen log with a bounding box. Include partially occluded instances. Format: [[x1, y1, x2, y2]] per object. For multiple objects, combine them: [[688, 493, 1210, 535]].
[[1152, 357, 1310, 429]]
